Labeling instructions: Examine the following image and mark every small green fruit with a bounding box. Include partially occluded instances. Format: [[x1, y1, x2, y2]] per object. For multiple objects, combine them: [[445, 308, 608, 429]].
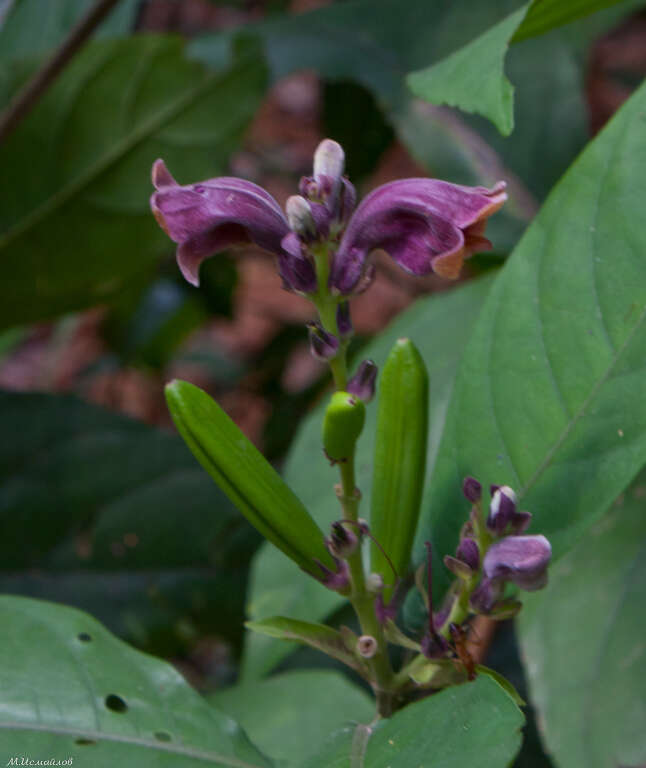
[[322, 391, 366, 462]]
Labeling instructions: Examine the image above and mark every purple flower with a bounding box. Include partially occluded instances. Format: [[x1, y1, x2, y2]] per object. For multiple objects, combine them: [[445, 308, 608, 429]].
[[150, 140, 506, 295], [330, 179, 507, 294], [483, 534, 552, 591]]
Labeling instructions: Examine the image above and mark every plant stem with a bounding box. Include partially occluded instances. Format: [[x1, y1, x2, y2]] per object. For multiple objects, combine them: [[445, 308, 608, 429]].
[[0, 0, 124, 144]]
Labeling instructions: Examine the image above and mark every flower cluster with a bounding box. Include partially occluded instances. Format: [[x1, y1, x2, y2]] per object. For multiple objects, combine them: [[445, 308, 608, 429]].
[[150, 139, 507, 300], [458, 478, 551, 616]]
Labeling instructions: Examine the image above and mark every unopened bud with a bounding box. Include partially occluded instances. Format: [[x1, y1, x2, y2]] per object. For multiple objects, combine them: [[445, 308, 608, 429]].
[[314, 139, 345, 185], [286, 195, 317, 239], [487, 485, 517, 534], [366, 572, 384, 593], [456, 538, 480, 571], [347, 360, 377, 403], [336, 301, 353, 340], [308, 323, 339, 361], [357, 635, 378, 658], [328, 521, 359, 559], [462, 476, 482, 503]]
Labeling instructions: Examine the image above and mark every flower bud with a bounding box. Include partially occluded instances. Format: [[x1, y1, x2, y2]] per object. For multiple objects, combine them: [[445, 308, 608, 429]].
[[469, 578, 499, 614], [483, 534, 552, 591], [336, 301, 353, 340], [456, 538, 480, 571], [510, 510, 532, 534], [307, 323, 339, 361], [347, 360, 377, 403], [462, 476, 482, 503], [366, 571, 384, 593], [327, 521, 359, 559], [357, 635, 378, 659], [487, 485, 517, 534], [314, 139, 345, 188], [315, 557, 350, 592], [286, 195, 317, 239]]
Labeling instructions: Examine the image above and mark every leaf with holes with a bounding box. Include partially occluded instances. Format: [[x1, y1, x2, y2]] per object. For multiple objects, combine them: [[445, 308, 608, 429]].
[[303, 675, 523, 768], [0, 35, 265, 329], [518, 469, 646, 768], [421, 78, 646, 594], [0, 596, 273, 766]]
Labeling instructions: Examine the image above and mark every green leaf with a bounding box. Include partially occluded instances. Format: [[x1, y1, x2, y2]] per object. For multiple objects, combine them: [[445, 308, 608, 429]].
[[370, 339, 428, 600], [0, 0, 138, 66], [405, 0, 632, 135], [424, 79, 646, 592], [0, 390, 258, 649], [303, 675, 523, 768], [245, 617, 369, 678], [0, 596, 273, 766], [407, 5, 528, 136], [518, 470, 646, 768], [242, 275, 495, 679], [166, 380, 335, 578], [0, 35, 266, 329], [210, 670, 374, 767]]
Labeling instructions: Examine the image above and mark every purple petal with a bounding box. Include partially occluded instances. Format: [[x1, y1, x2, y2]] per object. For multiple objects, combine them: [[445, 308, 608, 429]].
[[331, 178, 506, 293], [150, 159, 289, 286], [483, 535, 552, 591], [278, 232, 317, 293]]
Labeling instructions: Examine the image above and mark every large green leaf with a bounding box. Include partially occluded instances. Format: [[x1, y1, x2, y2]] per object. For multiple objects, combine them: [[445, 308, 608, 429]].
[[242, 275, 495, 679], [211, 670, 373, 767], [424, 79, 646, 593], [0, 35, 265, 329], [0, 391, 258, 649], [518, 470, 646, 768], [0, 596, 272, 766], [303, 675, 523, 768], [405, 0, 631, 135]]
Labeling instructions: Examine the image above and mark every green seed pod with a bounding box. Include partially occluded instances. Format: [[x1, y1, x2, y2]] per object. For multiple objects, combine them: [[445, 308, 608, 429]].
[[370, 338, 428, 601], [322, 391, 366, 462]]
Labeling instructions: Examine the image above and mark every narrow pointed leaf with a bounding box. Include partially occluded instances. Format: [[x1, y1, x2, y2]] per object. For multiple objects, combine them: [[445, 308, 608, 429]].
[[370, 339, 428, 599], [245, 617, 369, 678], [165, 380, 334, 577], [0, 596, 272, 767]]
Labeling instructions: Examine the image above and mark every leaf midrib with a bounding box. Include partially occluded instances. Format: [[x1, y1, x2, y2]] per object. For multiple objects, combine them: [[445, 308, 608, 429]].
[[0, 722, 268, 768], [0, 41, 237, 249]]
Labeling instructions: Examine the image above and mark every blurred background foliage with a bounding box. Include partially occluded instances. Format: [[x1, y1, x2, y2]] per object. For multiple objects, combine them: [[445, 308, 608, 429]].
[[1, 0, 645, 762]]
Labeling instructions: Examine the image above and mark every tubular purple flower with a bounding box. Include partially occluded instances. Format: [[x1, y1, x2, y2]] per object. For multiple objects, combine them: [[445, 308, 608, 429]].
[[150, 159, 290, 287], [483, 534, 552, 591], [329, 178, 507, 294]]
